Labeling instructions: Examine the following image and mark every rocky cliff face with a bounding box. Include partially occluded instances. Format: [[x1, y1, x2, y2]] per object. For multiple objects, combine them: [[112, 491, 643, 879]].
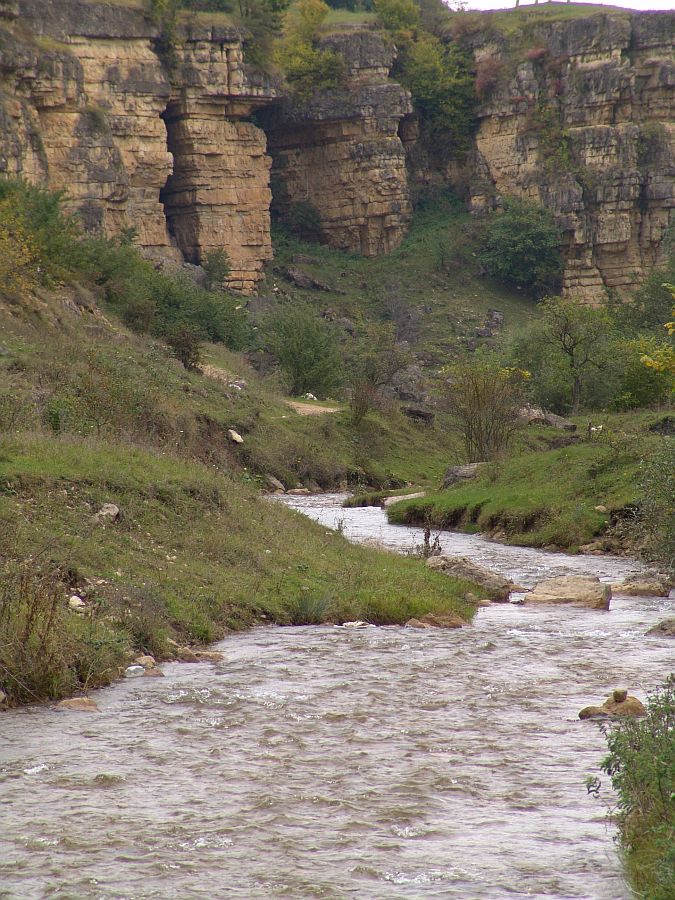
[[260, 31, 412, 256], [469, 12, 675, 301], [0, 0, 278, 289], [0, 3, 672, 300]]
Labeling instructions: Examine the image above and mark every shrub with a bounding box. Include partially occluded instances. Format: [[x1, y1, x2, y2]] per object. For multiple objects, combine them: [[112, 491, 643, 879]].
[[203, 249, 231, 291], [441, 356, 528, 462], [262, 302, 342, 397], [285, 200, 323, 241], [276, 0, 346, 96], [612, 336, 674, 410], [479, 198, 563, 297], [599, 676, 675, 899], [475, 57, 503, 99], [373, 0, 419, 41]]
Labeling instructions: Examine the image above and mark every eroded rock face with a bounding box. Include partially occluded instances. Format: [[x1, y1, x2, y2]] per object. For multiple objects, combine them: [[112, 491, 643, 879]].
[[469, 12, 675, 302], [0, 0, 278, 289], [261, 31, 412, 257]]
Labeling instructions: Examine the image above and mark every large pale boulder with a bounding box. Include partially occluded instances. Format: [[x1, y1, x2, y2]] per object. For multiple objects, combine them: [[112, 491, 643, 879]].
[[526, 576, 611, 609], [426, 555, 512, 601]]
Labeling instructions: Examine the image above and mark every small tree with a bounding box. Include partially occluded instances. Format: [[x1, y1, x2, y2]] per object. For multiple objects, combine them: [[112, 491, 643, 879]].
[[346, 324, 410, 424], [166, 323, 204, 371], [202, 249, 230, 292], [263, 303, 342, 397], [442, 356, 528, 462], [537, 296, 612, 414], [479, 198, 563, 297]]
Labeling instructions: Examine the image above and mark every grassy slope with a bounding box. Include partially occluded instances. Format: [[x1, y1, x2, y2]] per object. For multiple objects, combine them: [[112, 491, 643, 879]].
[[269, 197, 536, 369], [0, 431, 478, 706], [386, 413, 667, 551]]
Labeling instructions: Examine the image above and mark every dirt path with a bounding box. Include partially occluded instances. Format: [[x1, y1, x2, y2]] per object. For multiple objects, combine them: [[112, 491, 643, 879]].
[[286, 400, 341, 416]]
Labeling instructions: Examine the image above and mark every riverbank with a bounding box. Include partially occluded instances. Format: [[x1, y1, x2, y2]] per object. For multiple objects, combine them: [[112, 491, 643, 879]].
[[384, 412, 673, 563], [0, 433, 480, 708]]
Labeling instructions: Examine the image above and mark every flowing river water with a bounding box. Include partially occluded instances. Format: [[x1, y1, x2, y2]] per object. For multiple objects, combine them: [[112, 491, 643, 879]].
[[1, 494, 673, 899]]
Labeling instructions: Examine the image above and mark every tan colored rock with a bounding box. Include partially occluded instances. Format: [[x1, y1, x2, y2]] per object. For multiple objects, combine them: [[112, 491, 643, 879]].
[[383, 492, 425, 507], [526, 576, 611, 609], [262, 31, 412, 258], [404, 612, 465, 629], [57, 697, 99, 712], [134, 654, 156, 669], [646, 618, 675, 637], [143, 667, 165, 677], [426, 555, 512, 601], [580, 689, 646, 719], [612, 574, 671, 597]]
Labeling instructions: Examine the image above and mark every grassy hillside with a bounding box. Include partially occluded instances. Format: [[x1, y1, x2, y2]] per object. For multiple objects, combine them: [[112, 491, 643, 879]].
[[387, 412, 672, 556]]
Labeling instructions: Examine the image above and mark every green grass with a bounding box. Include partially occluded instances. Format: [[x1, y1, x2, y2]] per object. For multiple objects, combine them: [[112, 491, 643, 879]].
[[386, 415, 667, 550], [0, 431, 478, 705]]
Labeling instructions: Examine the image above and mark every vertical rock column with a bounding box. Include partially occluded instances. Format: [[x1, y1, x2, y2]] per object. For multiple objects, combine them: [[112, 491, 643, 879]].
[[260, 31, 413, 257], [161, 27, 277, 292]]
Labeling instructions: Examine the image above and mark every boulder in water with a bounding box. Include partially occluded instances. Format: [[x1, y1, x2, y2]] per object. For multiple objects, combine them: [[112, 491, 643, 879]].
[[579, 689, 646, 720], [612, 574, 671, 597], [426, 555, 512, 601], [57, 697, 99, 712], [404, 613, 465, 629], [526, 576, 611, 609], [646, 618, 675, 637]]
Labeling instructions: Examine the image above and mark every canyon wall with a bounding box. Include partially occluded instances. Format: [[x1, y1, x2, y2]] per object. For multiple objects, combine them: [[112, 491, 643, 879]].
[[260, 32, 412, 257], [0, 0, 278, 289], [468, 11, 675, 302], [0, 2, 672, 299]]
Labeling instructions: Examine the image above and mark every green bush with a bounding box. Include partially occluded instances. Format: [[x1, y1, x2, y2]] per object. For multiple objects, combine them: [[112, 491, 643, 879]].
[[276, 0, 345, 96], [600, 676, 675, 900], [479, 198, 563, 297], [262, 302, 343, 396]]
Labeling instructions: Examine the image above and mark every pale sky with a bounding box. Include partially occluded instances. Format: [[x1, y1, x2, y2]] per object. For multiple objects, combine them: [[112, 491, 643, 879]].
[[465, 1, 675, 10]]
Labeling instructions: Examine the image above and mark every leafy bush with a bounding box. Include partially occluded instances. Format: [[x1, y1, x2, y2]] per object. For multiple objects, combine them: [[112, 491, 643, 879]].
[[203, 249, 231, 291], [441, 355, 528, 461], [276, 0, 346, 96], [479, 198, 563, 297], [600, 676, 675, 900], [373, 0, 419, 40], [262, 302, 342, 396], [285, 200, 324, 241], [611, 336, 674, 410]]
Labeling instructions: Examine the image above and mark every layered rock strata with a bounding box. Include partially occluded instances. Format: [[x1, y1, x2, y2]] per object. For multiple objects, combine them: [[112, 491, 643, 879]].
[[0, 0, 277, 288], [469, 12, 675, 302], [260, 31, 413, 256]]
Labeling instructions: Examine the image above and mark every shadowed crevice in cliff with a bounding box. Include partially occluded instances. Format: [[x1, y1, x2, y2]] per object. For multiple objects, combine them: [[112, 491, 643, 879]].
[[257, 30, 413, 258]]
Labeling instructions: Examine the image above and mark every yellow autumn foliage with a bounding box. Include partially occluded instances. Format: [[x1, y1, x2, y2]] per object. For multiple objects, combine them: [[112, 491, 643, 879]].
[[0, 200, 39, 296]]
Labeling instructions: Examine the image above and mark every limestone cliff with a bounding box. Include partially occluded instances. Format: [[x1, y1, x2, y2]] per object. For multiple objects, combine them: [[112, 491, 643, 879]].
[[0, 0, 278, 289], [260, 31, 412, 256], [468, 11, 675, 301]]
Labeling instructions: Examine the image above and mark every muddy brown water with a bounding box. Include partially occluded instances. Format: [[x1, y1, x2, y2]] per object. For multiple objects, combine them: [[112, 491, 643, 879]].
[[1, 494, 673, 899]]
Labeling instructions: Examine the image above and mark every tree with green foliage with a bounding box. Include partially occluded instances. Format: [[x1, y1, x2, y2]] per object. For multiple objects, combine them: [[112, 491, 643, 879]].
[[479, 198, 563, 297], [346, 323, 410, 424], [276, 0, 345, 97], [262, 303, 342, 396], [517, 296, 612, 415]]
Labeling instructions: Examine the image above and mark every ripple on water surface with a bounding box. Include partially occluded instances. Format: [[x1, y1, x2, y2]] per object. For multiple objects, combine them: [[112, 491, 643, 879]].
[[0, 496, 673, 899]]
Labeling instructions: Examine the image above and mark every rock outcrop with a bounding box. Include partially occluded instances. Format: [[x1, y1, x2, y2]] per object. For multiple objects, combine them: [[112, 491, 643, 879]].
[[579, 688, 646, 719], [260, 31, 413, 256], [0, 0, 278, 290], [469, 12, 675, 302]]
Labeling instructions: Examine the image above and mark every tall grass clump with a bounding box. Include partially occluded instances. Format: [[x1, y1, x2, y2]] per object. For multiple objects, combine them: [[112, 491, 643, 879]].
[[600, 676, 675, 900]]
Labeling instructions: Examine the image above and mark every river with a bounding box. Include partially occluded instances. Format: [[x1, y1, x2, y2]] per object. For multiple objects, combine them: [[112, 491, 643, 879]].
[[1, 494, 673, 899]]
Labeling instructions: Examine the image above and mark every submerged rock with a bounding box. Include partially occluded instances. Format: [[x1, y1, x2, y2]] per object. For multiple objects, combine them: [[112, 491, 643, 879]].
[[426, 555, 512, 601], [57, 697, 99, 712], [339, 621, 373, 628], [646, 618, 675, 637], [526, 576, 611, 609], [579, 689, 646, 720], [404, 613, 465, 629], [124, 665, 146, 678]]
